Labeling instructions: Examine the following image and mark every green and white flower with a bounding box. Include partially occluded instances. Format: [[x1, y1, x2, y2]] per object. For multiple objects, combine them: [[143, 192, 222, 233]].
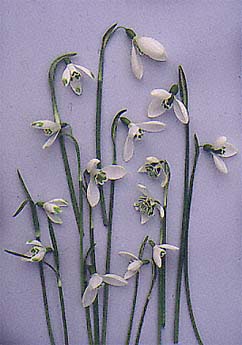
[[153, 243, 179, 268], [31, 120, 61, 149], [203, 136, 238, 174], [126, 29, 167, 79], [86, 159, 126, 207], [82, 273, 127, 307], [121, 117, 166, 162], [138, 156, 170, 187], [22, 240, 49, 262], [62, 63, 95, 95], [42, 199, 68, 224], [134, 184, 164, 224], [119, 251, 144, 279], [148, 87, 189, 124]]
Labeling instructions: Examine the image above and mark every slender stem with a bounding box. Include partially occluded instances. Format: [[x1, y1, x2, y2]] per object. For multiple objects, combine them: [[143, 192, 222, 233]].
[[48, 219, 69, 345], [16, 170, 55, 345], [174, 65, 190, 343], [135, 261, 157, 345], [95, 23, 118, 226], [125, 236, 148, 345], [89, 206, 100, 345]]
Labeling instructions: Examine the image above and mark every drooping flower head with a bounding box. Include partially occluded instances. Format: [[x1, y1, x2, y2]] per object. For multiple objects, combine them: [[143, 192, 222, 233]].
[[86, 159, 126, 207], [134, 184, 164, 224], [203, 136, 238, 174], [5, 240, 52, 263], [119, 251, 144, 279], [138, 157, 170, 188], [148, 84, 189, 124], [31, 120, 61, 149], [82, 273, 127, 307], [149, 240, 179, 268], [125, 28, 167, 80], [62, 63, 95, 95], [37, 199, 68, 224], [120, 116, 166, 162]]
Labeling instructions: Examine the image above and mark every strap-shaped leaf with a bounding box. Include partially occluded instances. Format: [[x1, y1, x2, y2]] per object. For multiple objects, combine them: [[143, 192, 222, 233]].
[[178, 65, 188, 108], [13, 199, 29, 217]]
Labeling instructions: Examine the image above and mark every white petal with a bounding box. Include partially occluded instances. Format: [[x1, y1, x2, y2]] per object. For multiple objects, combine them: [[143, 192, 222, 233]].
[[48, 199, 68, 206], [131, 43, 143, 80], [136, 121, 166, 132], [102, 165, 126, 180], [75, 64, 95, 79], [173, 98, 189, 124], [82, 286, 98, 308], [102, 274, 128, 286], [148, 97, 166, 118], [141, 213, 150, 224], [86, 159, 100, 174], [124, 270, 137, 279], [136, 36, 167, 61], [70, 77, 83, 96], [153, 245, 162, 268], [31, 120, 60, 131], [31, 248, 46, 262], [146, 156, 160, 163], [123, 135, 134, 162], [159, 244, 179, 251], [62, 66, 71, 86], [214, 136, 227, 147], [119, 251, 139, 261], [137, 184, 152, 197], [26, 240, 43, 247], [137, 164, 146, 173], [87, 177, 100, 207], [221, 142, 238, 158], [157, 205, 165, 218], [212, 154, 228, 174], [43, 131, 59, 149], [89, 273, 103, 289], [128, 260, 142, 272], [46, 212, 63, 224], [151, 89, 171, 99]]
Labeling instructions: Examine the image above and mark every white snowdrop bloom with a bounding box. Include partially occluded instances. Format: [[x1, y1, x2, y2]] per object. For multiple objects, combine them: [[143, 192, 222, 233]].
[[119, 251, 144, 279], [86, 159, 126, 207], [138, 156, 170, 188], [82, 273, 127, 307], [148, 87, 189, 124], [22, 240, 49, 263], [153, 244, 179, 268], [203, 136, 238, 174], [62, 63, 95, 95], [134, 184, 164, 224], [43, 199, 68, 224], [31, 120, 61, 149]]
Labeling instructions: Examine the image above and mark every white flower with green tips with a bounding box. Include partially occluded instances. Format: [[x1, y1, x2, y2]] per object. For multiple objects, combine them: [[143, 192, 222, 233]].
[[121, 117, 166, 162], [134, 184, 164, 224], [82, 273, 127, 307], [138, 156, 170, 187], [126, 28, 167, 80], [148, 87, 189, 124], [22, 240, 49, 263], [119, 251, 144, 279], [153, 243, 179, 268], [62, 63, 95, 95], [31, 120, 61, 149], [203, 136, 238, 174], [43, 199, 68, 224], [86, 159, 126, 208]]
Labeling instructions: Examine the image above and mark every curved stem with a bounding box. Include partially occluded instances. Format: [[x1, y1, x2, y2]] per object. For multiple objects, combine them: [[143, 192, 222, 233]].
[[135, 261, 157, 345]]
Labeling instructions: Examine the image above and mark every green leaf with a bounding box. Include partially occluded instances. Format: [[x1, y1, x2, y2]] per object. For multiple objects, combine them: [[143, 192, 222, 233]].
[[13, 199, 29, 217], [111, 108, 127, 144], [178, 65, 188, 108]]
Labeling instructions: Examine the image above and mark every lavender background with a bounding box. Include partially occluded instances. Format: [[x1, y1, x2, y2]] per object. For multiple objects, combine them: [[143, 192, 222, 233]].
[[1, 1, 241, 344]]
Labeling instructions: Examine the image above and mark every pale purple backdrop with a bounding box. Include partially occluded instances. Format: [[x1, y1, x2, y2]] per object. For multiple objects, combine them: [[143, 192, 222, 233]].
[[1, 1, 241, 344]]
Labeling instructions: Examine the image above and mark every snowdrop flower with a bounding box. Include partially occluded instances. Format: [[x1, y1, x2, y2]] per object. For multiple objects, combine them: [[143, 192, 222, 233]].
[[119, 251, 144, 279], [86, 159, 126, 207], [21, 240, 51, 262], [134, 184, 164, 224], [203, 136, 238, 174], [62, 63, 95, 95], [148, 84, 189, 124], [125, 28, 167, 79], [42, 199, 68, 224], [138, 156, 170, 188], [82, 273, 127, 307], [31, 120, 61, 149], [153, 243, 179, 268], [121, 117, 166, 162]]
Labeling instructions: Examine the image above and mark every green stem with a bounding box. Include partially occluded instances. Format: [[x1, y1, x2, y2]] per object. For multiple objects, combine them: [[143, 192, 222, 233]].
[[135, 261, 157, 345], [48, 219, 69, 345], [95, 23, 118, 227], [173, 65, 190, 343], [16, 170, 55, 345], [125, 236, 149, 345], [89, 206, 100, 345]]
